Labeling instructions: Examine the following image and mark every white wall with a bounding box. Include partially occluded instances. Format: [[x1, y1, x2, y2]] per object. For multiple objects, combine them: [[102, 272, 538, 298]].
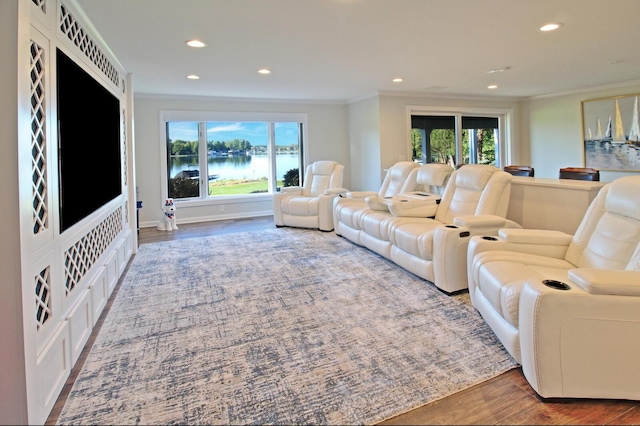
[[527, 82, 640, 181], [377, 94, 525, 169], [347, 95, 381, 191], [134, 96, 350, 226], [346, 94, 526, 192], [1, 1, 29, 423]]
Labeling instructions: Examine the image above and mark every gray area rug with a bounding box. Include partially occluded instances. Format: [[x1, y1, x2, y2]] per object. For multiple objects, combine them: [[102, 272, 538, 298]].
[[57, 228, 518, 425]]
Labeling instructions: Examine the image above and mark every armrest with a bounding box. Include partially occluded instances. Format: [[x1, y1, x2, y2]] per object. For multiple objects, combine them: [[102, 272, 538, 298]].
[[569, 269, 640, 296], [324, 187, 349, 196], [365, 195, 390, 211], [279, 186, 302, 195], [467, 232, 570, 277], [518, 278, 640, 398], [454, 214, 509, 229], [388, 198, 438, 217], [396, 191, 441, 201], [498, 228, 573, 245], [345, 191, 377, 199]]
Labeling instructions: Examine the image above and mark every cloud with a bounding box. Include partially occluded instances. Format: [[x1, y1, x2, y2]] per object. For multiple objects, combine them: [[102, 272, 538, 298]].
[[207, 122, 247, 134]]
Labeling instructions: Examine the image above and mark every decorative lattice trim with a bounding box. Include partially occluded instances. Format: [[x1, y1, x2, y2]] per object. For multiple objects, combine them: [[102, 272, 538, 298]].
[[35, 266, 51, 330], [30, 40, 49, 235], [64, 208, 123, 295], [32, 0, 46, 13], [59, 3, 120, 87]]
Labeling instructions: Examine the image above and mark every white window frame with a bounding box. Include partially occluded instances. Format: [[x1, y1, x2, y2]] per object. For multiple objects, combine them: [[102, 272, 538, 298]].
[[159, 110, 309, 207], [406, 105, 514, 168]]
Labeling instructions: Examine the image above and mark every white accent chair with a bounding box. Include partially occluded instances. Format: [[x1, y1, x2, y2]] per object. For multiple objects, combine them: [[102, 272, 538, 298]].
[[333, 161, 421, 244], [273, 160, 345, 231], [467, 175, 640, 400]]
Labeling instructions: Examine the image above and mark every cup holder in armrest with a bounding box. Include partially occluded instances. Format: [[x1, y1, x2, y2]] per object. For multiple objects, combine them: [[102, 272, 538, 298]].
[[542, 279, 571, 290], [481, 236, 499, 241], [445, 225, 458, 228]]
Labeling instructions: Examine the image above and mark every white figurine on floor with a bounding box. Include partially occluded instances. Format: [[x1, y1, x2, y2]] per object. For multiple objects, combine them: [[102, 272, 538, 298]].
[[157, 198, 178, 231]]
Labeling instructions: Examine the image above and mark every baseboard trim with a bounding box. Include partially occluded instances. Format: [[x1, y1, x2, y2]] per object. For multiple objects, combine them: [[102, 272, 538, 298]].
[[139, 211, 273, 229]]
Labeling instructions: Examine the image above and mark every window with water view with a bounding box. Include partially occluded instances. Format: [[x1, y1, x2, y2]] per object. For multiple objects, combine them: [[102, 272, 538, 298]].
[[166, 120, 303, 200]]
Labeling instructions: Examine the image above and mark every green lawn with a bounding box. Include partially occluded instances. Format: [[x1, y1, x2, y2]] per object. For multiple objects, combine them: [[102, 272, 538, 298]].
[[208, 178, 284, 196]]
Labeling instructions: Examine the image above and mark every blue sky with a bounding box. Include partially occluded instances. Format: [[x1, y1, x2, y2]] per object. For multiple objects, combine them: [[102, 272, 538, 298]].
[[168, 121, 299, 146]]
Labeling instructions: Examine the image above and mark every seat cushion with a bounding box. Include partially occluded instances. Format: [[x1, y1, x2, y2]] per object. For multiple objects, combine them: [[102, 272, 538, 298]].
[[336, 201, 367, 230], [474, 251, 574, 328], [281, 196, 319, 216], [387, 219, 441, 260], [360, 210, 394, 240]]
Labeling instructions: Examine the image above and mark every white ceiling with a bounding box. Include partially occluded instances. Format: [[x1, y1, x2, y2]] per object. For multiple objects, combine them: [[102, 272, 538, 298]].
[[75, 0, 640, 103]]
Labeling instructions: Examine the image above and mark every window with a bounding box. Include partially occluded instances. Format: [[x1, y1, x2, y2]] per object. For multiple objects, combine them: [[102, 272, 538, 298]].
[[408, 107, 511, 168], [161, 111, 307, 202]]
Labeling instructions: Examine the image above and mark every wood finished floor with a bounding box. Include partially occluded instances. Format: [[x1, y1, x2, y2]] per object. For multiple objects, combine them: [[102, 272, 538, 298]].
[[46, 217, 640, 425]]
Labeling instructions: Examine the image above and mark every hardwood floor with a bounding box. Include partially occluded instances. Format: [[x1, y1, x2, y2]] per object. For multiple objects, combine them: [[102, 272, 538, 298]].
[[46, 218, 640, 425]]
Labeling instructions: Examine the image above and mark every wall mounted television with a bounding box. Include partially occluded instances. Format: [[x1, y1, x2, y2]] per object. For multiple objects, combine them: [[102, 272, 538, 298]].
[[56, 48, 122, 233]]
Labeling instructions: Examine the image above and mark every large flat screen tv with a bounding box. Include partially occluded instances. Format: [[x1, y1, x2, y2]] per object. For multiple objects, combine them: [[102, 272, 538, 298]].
[[56, 49, 122, 233]]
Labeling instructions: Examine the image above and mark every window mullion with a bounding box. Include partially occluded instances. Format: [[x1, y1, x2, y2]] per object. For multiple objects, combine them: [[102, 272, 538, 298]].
[[468, 127, 478, 165], [267, 123, 277, 193], [454, 115, 463, 166], [199, 122, 208, 199]]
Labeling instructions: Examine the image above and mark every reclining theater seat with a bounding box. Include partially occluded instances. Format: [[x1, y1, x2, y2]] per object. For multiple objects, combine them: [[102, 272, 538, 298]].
[[467, 175, 640, 400], [356, 163, 453, 257], [333, 161, 420, 243], [383, 164, 520, 293], [273, 160, 345, 231]]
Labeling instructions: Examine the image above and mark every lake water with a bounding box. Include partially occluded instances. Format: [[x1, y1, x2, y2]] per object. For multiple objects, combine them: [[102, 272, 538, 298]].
[[170, 154, 301, 181], [585, 140, 640, 170]]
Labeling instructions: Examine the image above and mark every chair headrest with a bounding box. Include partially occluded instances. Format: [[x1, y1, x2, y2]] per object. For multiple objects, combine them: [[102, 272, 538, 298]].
[[311, 160, 337, 175], [388, 161, 419, 180], [454, 164, 500, 190], [416, 164, 453, 186], [605, 176, 640, 221]]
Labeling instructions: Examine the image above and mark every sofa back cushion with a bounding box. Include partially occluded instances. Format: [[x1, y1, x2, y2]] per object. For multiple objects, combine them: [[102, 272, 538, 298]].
[[378, 161, 420, 198], [435, 165, 511, 223], [415, 163, 453, 195], [303, 161, 344, 196], [565, 176, 640, 270]]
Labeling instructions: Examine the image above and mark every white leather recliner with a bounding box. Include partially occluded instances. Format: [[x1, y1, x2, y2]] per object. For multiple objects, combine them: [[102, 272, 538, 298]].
[[333, 161, 421, 243], [273, 160, 345, 231], [350, 163, 453, 258], [467, 175, 640, 400], [381, 164, 521, 293]]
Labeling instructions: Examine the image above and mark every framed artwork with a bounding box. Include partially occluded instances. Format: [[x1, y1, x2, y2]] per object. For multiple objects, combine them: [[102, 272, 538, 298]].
[[581, 93, 640, 171]]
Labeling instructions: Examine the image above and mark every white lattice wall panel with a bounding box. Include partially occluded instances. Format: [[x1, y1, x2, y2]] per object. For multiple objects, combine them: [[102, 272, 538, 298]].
[[59, 3, 120, 87], [64, 208, 123, 295], [35, 266, 52, 330], [30, 40, 48, 235]]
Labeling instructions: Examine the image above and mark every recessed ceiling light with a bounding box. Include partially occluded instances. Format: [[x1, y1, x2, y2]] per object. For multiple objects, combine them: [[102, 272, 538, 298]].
[[186, 74, 200, 80], [487, 84, 498, 89], [258, 68, 271, 74], [186, 39, 206, 48], [540, 23, 561, 31], [392, 78, 404, 83]]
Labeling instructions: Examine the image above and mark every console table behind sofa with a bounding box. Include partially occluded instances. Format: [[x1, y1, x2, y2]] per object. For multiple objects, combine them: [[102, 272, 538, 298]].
[[506, 177, 606, 234]]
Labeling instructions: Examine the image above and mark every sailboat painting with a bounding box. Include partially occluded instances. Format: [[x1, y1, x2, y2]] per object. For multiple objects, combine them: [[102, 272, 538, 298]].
[[582, 94, 640, 171]]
